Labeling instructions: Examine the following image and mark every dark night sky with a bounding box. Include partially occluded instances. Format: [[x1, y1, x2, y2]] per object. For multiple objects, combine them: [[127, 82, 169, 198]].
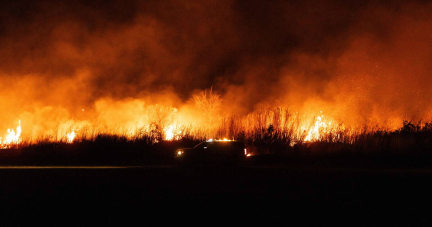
[[1, 0, 432, 131]]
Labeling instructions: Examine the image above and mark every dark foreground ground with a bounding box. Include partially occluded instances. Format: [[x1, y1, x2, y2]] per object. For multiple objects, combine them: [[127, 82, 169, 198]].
[[1, 162, 431, 226]]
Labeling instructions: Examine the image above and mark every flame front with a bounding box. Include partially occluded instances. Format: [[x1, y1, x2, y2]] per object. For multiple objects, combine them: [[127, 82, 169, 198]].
[[0, 107, 365, 149]]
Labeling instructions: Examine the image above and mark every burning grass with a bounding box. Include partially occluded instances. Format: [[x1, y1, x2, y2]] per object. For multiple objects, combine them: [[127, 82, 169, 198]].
[[2, 107, 432, 161]]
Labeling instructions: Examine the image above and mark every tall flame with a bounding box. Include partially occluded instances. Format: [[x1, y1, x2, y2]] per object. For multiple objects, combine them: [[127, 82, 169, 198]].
[[67, 130, 76, 143], [304, 114, 332, 142], [0, 109, 346, 147], [164, 124, 182, 141], [165, 125, 174, 140], [1, 120, 22, 148]]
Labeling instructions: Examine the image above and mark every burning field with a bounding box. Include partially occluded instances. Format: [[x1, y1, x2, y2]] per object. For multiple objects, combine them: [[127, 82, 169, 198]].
[[4, 3, 432, 225], [2, 0, 432, 156]]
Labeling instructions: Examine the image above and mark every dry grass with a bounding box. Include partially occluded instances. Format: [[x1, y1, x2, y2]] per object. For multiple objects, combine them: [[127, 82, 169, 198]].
[[4, 108, 432, 156]]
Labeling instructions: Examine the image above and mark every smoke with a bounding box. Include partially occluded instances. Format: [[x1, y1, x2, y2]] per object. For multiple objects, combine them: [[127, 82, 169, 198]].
[[1, 0, 432, 136]]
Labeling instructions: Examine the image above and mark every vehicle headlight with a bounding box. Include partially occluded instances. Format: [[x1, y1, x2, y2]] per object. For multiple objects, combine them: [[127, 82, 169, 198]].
[[177, 150, 183, 156]]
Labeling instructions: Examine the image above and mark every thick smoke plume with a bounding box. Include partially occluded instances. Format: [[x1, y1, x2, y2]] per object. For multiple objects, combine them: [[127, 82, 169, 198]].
[[1, 0, 432, 138]]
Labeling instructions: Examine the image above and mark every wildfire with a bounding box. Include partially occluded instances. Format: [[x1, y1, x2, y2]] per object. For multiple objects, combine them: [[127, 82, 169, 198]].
[[304, 114, 332, 142], [1, 120, 22, 148], [0, 106, 346, 148], [67, 130, 76, 143]]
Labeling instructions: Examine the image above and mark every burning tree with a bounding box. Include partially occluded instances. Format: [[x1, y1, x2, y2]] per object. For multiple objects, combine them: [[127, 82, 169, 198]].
[[193, 87, 222, 128]]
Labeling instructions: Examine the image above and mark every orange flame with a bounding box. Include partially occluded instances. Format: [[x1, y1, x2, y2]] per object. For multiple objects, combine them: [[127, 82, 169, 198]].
[[164, 124, 182, 141], [164, 125, 175, 140], [1, 120, 22, 148], [304, 114, 333, 142]]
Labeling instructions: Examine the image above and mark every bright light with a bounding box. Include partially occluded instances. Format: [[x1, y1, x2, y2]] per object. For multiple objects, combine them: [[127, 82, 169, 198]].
[[223, 138, 228, 141], [1, 120, 21, 148], [177, 151, 183, 155], [304, 114, 334, 142], [164, 124, 182, 141], [66, 130, 76, 143], [165, 125, 175, 140], [207, 139, 213, 142], [244, 148, 247, 155]]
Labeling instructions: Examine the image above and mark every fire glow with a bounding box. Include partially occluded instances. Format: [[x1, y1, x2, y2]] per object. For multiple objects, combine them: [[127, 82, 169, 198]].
[[1, 120, 22, 148], [304, 114, 333, 142], [164, 124, 182, 141], [0, 107, 346, 149], [67, 130, 76, 144]]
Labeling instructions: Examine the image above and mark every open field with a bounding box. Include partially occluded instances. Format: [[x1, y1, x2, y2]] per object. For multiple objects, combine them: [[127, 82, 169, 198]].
[[0, 163, 431, 226]]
